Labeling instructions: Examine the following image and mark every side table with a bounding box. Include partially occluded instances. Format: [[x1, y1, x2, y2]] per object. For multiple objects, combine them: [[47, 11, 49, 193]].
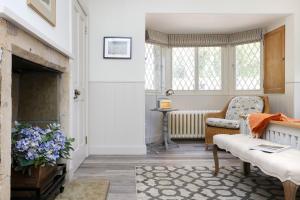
[[151, 108, 179, 150]]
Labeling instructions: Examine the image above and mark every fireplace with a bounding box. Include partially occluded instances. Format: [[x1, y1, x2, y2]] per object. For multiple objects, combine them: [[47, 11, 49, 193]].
[[12, 55, 62, 127], [0, 19, 70, 199]]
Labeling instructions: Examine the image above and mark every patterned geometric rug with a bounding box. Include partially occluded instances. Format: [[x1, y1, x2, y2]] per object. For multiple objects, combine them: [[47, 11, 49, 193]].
[[136, 166, 300, 200]]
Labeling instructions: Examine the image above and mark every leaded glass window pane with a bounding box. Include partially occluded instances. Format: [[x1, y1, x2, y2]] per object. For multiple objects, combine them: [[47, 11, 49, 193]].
[[145, 43, 162, 91], [235, 42, 261, 90], [198, 47, 222, 90], [172, 48, 195, 90]]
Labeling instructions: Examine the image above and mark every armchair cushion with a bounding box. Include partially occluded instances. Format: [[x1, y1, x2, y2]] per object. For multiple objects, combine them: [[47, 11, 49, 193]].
[[225, 96, 264, 120], [206, 118, 240, 129]]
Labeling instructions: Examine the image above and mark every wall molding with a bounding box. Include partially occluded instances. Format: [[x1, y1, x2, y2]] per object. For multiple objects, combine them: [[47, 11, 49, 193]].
[[89, 145, 147, 155]]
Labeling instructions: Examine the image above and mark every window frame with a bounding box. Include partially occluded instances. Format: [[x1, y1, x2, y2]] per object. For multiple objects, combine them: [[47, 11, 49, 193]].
[[144, 41, 264, 96], [170, 46, 226, 95], [145, 43, 165, 94], [230, 41, 264, 95], [171, 47, 196, 91]]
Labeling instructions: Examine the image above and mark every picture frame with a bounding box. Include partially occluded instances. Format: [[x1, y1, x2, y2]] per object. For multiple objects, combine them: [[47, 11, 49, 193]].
[[27, 0, 56, 26], [103, 37, 132, 59]]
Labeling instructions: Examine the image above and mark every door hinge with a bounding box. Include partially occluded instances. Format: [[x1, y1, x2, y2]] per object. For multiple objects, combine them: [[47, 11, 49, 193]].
[[85, 136, 88, 144]]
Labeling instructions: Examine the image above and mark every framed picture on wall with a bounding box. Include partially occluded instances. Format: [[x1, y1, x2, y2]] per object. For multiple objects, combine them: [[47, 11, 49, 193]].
[[103, 37, 132, 59], [27, 0, 56, 26]]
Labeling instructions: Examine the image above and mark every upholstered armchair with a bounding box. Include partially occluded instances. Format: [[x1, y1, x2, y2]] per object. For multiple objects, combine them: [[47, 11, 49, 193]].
[[204, 96, 270, 149]]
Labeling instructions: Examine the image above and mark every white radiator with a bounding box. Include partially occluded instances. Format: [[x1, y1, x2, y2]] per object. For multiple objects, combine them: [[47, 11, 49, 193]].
[[264, 122, 300, 150], [168, 110, 218, 139]]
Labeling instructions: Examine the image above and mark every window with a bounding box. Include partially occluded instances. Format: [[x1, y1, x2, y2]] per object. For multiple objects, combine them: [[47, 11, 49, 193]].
[[172, 47, 222, 91], [146, 41, 262, 93], [172, 48, 195, 90], [198, 47, 222, 90], [145, 43, 162, 91], [235, 42, 261, 90]]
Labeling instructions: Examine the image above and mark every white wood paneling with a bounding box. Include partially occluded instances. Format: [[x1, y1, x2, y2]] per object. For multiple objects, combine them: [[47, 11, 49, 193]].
[[294, 82, 300, 118], [88, 82, 146, 155], [268, 83, 294, 116]]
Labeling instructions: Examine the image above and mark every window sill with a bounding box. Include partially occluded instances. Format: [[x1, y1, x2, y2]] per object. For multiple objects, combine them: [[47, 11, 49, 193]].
[[230, 90, 264, 96], [166, 90, 228, 96], [146, 90, 265, 96], [145, 90, 163, 95]]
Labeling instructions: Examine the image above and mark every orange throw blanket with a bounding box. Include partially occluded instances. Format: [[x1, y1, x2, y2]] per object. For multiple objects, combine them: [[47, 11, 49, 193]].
[[248, 113, 300, 138]]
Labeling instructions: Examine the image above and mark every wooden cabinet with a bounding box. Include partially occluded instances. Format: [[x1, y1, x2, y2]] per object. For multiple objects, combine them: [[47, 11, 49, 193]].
[[263, 26, 285, 94]]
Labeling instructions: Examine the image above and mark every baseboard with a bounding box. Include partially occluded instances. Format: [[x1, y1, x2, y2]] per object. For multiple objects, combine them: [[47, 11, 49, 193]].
[[89, 145, 147, 155]]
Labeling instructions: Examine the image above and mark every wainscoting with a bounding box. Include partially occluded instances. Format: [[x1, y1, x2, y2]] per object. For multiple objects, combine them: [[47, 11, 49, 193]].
[[294, 82, 300, 117], [88, 81, 146, 155]]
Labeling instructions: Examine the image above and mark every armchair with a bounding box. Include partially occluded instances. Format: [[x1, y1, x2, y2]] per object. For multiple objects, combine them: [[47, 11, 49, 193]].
[[204, 96, 270, 149]]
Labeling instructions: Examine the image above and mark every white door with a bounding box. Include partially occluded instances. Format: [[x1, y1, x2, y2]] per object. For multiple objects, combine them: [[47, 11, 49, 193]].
[[70, 0, 88, 174]]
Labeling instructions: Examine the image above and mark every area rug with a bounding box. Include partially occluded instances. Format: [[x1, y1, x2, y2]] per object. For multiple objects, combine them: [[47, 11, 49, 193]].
[[56, 179, 110, 200], [136, 166, 300, 200]]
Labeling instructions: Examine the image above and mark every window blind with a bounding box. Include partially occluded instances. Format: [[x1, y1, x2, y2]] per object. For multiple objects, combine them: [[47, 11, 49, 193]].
[[145, 28, 263, 47]]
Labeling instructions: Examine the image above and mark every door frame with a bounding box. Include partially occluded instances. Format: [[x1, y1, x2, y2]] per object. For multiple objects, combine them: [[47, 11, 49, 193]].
[[68, 0, 89, 178]]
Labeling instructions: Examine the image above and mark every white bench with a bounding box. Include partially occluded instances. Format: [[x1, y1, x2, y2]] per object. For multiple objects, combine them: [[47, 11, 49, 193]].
[[213, 133, 300, 200]]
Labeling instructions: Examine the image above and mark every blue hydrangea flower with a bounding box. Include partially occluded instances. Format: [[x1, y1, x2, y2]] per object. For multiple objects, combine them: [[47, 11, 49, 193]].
[[13, 122, 71, 167]]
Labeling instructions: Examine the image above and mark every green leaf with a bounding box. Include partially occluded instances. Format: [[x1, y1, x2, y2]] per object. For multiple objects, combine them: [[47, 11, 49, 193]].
[[18, 158, 34, 167]]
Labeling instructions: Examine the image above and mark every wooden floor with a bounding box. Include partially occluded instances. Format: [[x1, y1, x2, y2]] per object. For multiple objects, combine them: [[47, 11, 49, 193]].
[[74, 140, 240, 200]]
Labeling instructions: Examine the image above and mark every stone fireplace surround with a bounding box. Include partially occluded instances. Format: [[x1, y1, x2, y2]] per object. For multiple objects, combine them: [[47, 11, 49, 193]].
[[0, 18, 70, 199]]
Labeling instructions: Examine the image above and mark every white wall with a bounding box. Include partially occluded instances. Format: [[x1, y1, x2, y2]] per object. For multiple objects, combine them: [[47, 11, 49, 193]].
[[0, 0, 72, 55], [88, 0, 300, 153], [88, 0, 146, 155]]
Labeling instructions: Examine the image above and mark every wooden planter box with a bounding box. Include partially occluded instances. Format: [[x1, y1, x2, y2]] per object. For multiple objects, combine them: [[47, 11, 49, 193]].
[[11, 165, 57, 188], [11, 164, 66, 200]]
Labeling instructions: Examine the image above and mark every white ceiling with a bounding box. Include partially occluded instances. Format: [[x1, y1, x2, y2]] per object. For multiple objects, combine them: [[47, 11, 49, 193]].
[[146, 14, 288, 34]]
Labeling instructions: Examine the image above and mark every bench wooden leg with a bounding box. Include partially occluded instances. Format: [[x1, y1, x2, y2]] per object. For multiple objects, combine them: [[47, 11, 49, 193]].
[[242, 162, 250, 176], [213, 144, 219, 176], [283, 181, 298, 200]]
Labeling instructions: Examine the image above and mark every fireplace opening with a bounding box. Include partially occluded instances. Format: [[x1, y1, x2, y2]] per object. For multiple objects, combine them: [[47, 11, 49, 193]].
[[12, 55, 62, 128]]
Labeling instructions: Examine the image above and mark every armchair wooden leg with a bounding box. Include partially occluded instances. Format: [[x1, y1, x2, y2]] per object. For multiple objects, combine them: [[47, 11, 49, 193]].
[[283, 181, 298, 200], [213, 144, 219, 176], [242, 162, 250, 176]]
